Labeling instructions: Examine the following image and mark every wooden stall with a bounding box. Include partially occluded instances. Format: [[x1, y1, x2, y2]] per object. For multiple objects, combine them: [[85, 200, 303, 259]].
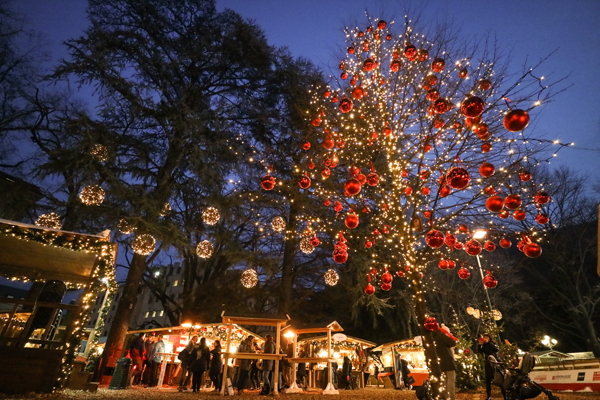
[[297, 332, 376, 392], [126, 323, 263, 389], [220, 312, 289, 396], [372, 338, 428, 388], [0, 219, 115, 394]]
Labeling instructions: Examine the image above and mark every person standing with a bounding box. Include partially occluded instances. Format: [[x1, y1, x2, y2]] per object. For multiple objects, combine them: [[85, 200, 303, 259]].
[[191, 337, 210, 393], [478, 333, 504, 400], [430, 320, 457, 400], [260, 335, 274, 395], [342, 355, 352, 389], [149, 334, 165, 387], [178, 335, 198, 391], [129, 334, 145, 385], [142, 335, 155, 385], [210, 340, 223, 392], [236, 336, 254, 394], [283, 339, 294, 388]]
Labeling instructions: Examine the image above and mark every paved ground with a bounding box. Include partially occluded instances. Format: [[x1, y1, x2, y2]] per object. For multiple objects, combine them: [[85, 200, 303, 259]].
[[1, 387, 597, 400]]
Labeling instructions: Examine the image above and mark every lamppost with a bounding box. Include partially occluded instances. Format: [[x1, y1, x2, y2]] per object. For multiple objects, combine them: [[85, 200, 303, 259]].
[[473, 230, 494, 314], [541, 335, 558, 350]]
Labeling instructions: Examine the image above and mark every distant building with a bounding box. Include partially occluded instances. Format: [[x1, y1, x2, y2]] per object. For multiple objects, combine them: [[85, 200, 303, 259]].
[[0, 171, 43, 222]]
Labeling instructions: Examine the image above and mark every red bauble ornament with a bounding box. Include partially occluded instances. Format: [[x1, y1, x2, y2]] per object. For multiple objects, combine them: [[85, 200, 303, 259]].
[[365, 240, 372, 248], [484, 241, 496, 252], [310, 236, 320, 247], [426, 230, 445, 248], [536, 214, 549, 225], [324, 90, 330, 98], [499, 238, 511, 248], [299, 175, 311, 189], [381, 270, 393, 284], [454, 242, 463, 250], [390, 60, 402, 72], [465, 240, 482, 256], [367, 172, 379, 186], [323, 137, 335, 150], [439, 259, 449, 270], [461, 96, 485, 118], [458, 68, 468, 79], [517, 240, 525, 252], [345, 178, 362, 195], [363, 58, 375, 71], [347, 46, 355, 54], [345, 213, 359, 229], [352, 86, 365, 99], [424, 317, 438, 331], [484, 185, 495, 195], [396, 270, 404, 277], [341, 72, 348, 80], [520, 171, 532, 182], [324, 199, 331, 206], [422, 187, 430, 195], [479, 79, 492, 90], [513, 210, 526, 221], [459, 224, 469, 232], [433, 98, 451, 114], [426, 89, 440, 102], [339, 97, 353, 113], [331, 95, 338, 103], [439, 185, 451, 197], [433, 117, 445, 129], [445, 232, 456, 248], [312, 117, 321, 127], [431, 58, 446, 73], [479, 162, 495, 178], [465, 116, 482, 130], [447, 260, 456, 270], [503, 109, 530, 132], [499, 210, 510, 219], [261, 175, 276, 191], [447, 167, 470, 190], [356, 173, 367, 185], [458, 267, 470, 280], [481, 142, 492, 153], [404, 45, 417, 61], [381, 282, 392, 291], [303, 141, 311, 150], [334, 201, 343, 213], [333, 249, 348, 264], [321, 168, 331, 179], [483, 271, 498, 288], [535, 191, 550, 204], [405, 187, 413, 196], [364, 283, 375, 295], [424, 211, 431, 218], [473, 123, 490, 140], [386, 34, 392, 40], [524, 242, 542, 258], [401, 170, 408, 178], [418, 49, 429, 62], [504, 194, 522, 210]]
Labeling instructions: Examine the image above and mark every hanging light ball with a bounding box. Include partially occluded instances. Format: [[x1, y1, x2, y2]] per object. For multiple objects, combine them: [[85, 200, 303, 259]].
[[241, 269, 258, 288], [364, 283, 375, 295], [202, 207, 220, 225], [90, 144, 109, 162], [132, 234, 156, 256], [79, 185, 105, 205], [324, 269, 339, 286], [118, 219, 135, 234], [196, 240, 214, 258], [479, 162, 495, 178], [446, 167, 470, 190], [345, 178, 362, 195], [535, 191, 550, 204], [35, 213, 62, 229], [504, 194, 522, 210], [500, 238, 512, 248], [300, 237, 315, 254], [271, 217, 286, 232], [486, 195, 504, 213], [160, 202, 171, 217]]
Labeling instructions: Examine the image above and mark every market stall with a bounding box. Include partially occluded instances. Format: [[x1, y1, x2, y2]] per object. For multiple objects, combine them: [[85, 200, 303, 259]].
[[297, 333, 376, 391], [372, 338, 428, 388], [126, 323, 264, 389], [0, 218, 116, 394]]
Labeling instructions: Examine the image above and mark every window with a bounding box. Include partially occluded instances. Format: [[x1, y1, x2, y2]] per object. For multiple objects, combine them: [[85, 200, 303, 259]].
[[145, 312, 149, 318], [169, 266, 174, 276], [173, 280, 178, 287], [152, 311, 156, 318], [159, 310, 164, 317], [177, 267, 182, 275]]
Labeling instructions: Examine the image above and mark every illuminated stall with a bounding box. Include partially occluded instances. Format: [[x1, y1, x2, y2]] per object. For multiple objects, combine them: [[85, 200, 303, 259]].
[[372, 338, 428, 387]]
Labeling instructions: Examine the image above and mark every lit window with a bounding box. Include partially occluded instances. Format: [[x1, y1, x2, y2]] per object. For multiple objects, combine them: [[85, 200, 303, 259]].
[[160, 310, 164, 316], [152, 311, 156, 317], [145, 312, 149, 318], [173, 280, 178, 287]]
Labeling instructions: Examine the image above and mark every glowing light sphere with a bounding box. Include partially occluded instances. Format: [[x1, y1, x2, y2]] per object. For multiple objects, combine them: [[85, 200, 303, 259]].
[[118, 219, 135, 234], [324, 269, 339, 286], [271, 217, 286, 232], [241, 269, 258, 288], [493, 310, 503, 321], [160, 202, 171, 217], [132, 234, 155, 256], [79, 185, 105, 205], [202, 207, 220, 225], [196, 240, 214, 258], [90, 144, 108, 162], [35, 213, 62, 229], [300, 237, 315, 254]]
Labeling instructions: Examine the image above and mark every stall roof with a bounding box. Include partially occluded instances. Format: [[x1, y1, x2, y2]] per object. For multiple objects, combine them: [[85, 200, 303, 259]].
[[221, 311, 290, 327], [283, 321, 343, 334], [373, 338, 420, 352], [0, 219, 113, 284], [298, 334, 376, 348], [127, 323, 264, 342]]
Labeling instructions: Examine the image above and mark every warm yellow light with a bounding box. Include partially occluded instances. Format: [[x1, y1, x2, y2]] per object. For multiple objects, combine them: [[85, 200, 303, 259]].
[[473, 230, 487, 239]]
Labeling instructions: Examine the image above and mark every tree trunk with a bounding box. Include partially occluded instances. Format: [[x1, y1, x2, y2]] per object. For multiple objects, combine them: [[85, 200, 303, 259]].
[[96, 254, 147, 380], [279, 202, 298, 314]]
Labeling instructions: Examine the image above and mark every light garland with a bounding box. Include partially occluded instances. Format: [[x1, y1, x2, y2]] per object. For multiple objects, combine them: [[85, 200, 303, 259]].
[[90, 144, 108, 162], [196, 240, 214, 258], [117, 218, 135, 234], [324, 269, 339, 286], [241, 269, 258, 288], [79, 185, 105, 205], [35, 213, 62, 229], [271, 216, 286, 232], [202, 207, 220, 225], [132, 234, 155, 255], [299, 237, 315, 254]]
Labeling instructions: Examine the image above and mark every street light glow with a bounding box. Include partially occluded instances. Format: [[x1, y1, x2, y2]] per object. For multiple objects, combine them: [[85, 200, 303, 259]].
[[473, 230, 488, 239]]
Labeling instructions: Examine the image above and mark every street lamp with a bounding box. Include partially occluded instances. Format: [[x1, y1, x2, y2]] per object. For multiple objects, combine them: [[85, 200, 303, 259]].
[[472, 230, 494, 314], [541, 335, 557, 350]]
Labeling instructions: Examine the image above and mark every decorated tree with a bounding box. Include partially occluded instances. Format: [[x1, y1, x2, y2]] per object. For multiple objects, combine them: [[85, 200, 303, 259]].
[[451, 322, 483, 390], [263, 14, 569, 396]]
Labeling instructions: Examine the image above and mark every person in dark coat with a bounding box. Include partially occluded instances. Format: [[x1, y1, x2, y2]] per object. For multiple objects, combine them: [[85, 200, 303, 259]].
[[430, 319, 457, 400], [297, 349, 307, 388], [341, 355, 352, 389], [209, 340, 222, 392], [142, 335, 155, 385], [129, 334, 145, 385], [236, 336, 254, 394], [478, 333, 504, 400], [261, 335, 274, 394], [178, 335, 198, 391], [190, 337, 210, 392]]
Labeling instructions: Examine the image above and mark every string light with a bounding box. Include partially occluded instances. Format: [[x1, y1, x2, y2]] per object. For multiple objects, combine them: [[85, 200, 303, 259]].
[[118, 219, 135, 234], [79, 185, 105, 205], [241, 269, 258, 288], [271, 216, 286, 232], [202, 207, 220, 225], [324, 269, 339, 286], [35, 213, 62, 229], [196, 240, 214, 258], [132, 234, 155, 255], [299, 237, 315, 254], [90, 144, 108, 162], [160, 202, 171, 217]]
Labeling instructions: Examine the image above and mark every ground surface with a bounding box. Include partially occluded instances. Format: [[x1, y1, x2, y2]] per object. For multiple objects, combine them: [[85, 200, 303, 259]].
[[1, 387, 597, 400]]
